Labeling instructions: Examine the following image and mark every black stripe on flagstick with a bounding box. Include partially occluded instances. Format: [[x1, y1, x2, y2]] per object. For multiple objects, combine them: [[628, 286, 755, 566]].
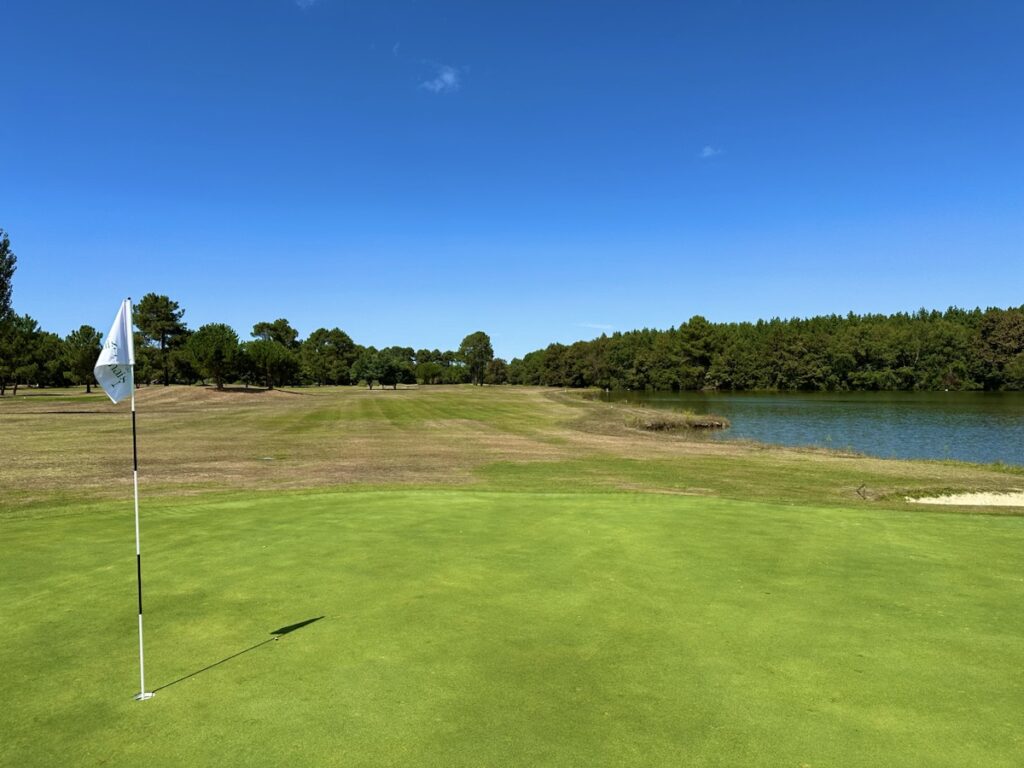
[[132, 403, 143, 615], [131, 409, 138, 472]]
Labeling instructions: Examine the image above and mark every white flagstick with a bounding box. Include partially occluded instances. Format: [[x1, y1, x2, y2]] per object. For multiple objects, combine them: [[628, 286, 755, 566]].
[[95, 298, 153, 700], [125, 298, 154, 701], [131, 361, 154, 701]]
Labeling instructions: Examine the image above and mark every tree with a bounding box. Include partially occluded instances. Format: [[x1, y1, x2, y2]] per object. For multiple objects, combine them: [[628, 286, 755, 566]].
[[36, 332, 65, 387], [484, 358, 508, 385], [64, 325, 102, 393], [458, 331, 494, 385], [170, 340, 200, 385], [350, 348, 381, 389], [541, 342, 569, 387], [0, 314, 44, 395], [978, 308, 1024, 389], [244, 339, 297, 389], [252, 318, 300, 349], [378, 350, 416, 389], [678, 315, 716, 389], [135, 293, 187, 385], [301, 328, 357, 385], [378, 354, 401, 389], [186, 323, 239, 390], [0, 228, 15, 320], [0, 229, 17, 395], [133, 335, 161, 386], [416, 360, 444, 384], [0, 318, 13, 395], [1004, 352, 1024, 390]]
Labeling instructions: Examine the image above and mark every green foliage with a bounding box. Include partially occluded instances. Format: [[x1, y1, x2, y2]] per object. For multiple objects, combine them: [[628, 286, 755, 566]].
[[378, 348, 416, 389], [978, 308, 1024, 389], [301, 328, 357, 385], [186, 323, 239, 389], [484, 357, 508, 385], [416, 360, 444, 384], [350, 347, 382, 389], [244, 339, 298, 389], [169, 343, 200, 384], [0, 229, 19, 394], [411, 348, 470, 384], [458, 331, 494, 385], [1003, 351, 1024, 390], [0, 314, 57, 394], [36, 332, 66, 388], [511, 307, 1024, 392], [63, 325, 102, 393], [377, 355, 402, 389], [134, 293, 187, 386], [252, 318, 300, 348], [132, 333, 161, 385], [0, 228, 15, 320], [3, 274, 1023, 394]]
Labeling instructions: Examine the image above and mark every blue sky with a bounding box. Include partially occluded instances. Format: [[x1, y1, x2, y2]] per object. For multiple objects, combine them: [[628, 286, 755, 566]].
[[3, 1, 1022, 359]]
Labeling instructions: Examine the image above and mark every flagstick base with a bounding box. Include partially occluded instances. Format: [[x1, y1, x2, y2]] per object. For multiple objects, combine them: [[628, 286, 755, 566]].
[[133, 692, 155, 701]]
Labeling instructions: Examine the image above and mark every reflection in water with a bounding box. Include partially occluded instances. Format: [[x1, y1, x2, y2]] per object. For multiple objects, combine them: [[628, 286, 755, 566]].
[[602, 391, 1024, 466]]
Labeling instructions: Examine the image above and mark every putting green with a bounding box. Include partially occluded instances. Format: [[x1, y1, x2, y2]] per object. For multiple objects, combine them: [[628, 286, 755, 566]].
[[2, 490, 1022, 767]]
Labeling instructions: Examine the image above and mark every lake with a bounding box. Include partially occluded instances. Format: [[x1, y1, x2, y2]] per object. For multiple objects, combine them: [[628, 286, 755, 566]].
[[601, 391, 1024, 466]]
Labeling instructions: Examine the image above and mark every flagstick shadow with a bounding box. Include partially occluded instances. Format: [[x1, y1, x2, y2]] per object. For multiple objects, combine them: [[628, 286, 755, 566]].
[[153, 616, 324, 693]]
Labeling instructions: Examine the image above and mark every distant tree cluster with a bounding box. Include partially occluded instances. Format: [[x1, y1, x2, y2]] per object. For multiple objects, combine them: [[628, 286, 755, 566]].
[[165, 322, 502, 391], [0, 230, 503, 394], [2, 228, 1021, 394], [509, 310, 1024, 391]]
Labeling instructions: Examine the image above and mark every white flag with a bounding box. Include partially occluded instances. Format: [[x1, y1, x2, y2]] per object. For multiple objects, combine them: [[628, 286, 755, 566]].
[[94, 299, 136, 404]]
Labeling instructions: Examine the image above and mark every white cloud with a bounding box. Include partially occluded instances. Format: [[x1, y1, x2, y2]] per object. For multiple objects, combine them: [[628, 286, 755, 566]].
[[392, 42, 401, 57], [420, 64, 461, 94], [294, 0, 319, 7], [700, 145, 723, 159], [578, 322, 614, 331]]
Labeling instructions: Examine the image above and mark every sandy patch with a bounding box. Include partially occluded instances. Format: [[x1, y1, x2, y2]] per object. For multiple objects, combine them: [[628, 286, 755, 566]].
[[907, 491, 1024, 507]]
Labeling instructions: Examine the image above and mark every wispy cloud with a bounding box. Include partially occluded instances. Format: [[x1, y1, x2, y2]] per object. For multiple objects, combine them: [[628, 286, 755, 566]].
[[392, 42, 401, 57], [294, 0, 319, 8], [420, 64, 461, 94], [700, 145, 723, 159], [578, 322, 615, 331]]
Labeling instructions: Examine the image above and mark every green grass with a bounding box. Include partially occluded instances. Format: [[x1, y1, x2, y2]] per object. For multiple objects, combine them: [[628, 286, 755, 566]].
[[3, 386, 1024, 766], [2, 489, 1023, 767]]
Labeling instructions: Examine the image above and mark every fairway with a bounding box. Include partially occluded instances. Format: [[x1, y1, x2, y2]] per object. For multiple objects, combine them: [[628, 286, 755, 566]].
[[2, 387, 1023, 767]]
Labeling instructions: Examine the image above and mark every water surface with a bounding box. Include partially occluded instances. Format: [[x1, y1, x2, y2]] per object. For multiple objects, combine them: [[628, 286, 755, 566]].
[[602, 391, 1024, 466]]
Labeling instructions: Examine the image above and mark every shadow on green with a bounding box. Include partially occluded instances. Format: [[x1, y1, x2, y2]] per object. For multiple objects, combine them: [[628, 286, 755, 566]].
[[153, 616, 324, 693]]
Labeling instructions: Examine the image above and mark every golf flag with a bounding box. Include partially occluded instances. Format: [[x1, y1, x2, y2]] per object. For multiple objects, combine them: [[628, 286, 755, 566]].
[[95, 297, 154, 700], [95, 299, 135, 403]]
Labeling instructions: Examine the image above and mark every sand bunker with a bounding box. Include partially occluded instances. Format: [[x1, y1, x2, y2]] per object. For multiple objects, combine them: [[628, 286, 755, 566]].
[[907, 491, 1024, 507]]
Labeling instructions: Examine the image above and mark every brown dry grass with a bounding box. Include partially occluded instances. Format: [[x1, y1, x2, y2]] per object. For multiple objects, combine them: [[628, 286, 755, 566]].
[[2, 385, 1021, 514]]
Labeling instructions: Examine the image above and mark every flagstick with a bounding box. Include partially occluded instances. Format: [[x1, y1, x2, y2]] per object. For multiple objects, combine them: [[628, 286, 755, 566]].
[[131, 347, 154, 701]]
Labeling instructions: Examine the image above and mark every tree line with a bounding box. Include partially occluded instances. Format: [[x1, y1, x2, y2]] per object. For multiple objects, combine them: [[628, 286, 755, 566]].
[[1, 228, 1022, 393], [507, 309, 1024, 391], [0, 229, 501, 394], [1, 297, 501, 394]]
